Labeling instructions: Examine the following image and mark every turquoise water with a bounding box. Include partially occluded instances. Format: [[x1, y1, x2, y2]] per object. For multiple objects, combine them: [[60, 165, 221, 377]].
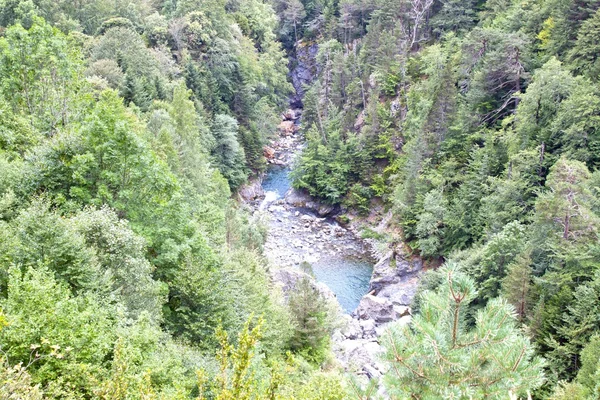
[[312, 258, 373, 313], [262, 166, 292, 199], [262, 165, 373, 313]]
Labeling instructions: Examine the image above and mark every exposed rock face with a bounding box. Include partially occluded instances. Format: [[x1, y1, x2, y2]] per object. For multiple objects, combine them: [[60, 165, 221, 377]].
[[289, 40, 318, 108]]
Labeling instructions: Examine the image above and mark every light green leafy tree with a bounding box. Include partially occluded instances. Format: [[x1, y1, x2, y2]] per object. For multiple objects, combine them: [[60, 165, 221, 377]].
[[0, 266, 117, 397], [0, 16, 83, 135]]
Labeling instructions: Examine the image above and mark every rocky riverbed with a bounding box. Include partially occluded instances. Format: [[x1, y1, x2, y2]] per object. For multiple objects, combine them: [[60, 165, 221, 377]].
[[243, 108, 375, 313], [239, 38, 424, 384], [239, 106, 424, 382], [334, 248, 423, 380]]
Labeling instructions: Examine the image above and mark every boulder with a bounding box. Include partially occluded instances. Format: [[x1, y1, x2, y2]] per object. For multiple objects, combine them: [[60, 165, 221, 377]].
[[263, 146, 275, 159], [282, 109, 296, 121], [335, 338, 384, 374], [278, 120, 297, 136], [300, 214, 313, 223], [355, 294, 399, 323], [285, 188, 312, 208], [360, 318, 376, 337], [317, 203, 335, 217], [341, 316, 362, 340], [395, 255, 423, 276], [238, 180, 264, 201]]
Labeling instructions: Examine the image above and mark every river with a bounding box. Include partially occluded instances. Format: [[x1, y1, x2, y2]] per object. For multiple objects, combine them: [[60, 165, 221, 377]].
[[260, 163, 374, 313]]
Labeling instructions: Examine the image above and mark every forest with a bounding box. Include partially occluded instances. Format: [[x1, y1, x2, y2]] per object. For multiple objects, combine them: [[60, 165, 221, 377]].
[[0, 0, 599, 398]]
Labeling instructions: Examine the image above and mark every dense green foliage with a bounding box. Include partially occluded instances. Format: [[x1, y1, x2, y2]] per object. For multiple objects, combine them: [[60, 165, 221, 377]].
[[0, 2, 343, 397], [3, 0, 600, 396], [383, 264, 545, 398], [285, 0, 600, 396]]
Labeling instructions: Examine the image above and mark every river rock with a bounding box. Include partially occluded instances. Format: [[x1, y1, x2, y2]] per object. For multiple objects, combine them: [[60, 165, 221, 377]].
[[238, 179, 264, 201], [316, 203, 335, 216], [263, 146, 275, 159], [300, 214, 313, 223], [282, 109, 296, 120], [285, 188, 312, 207], [355, 294, 399, 323], [360, 318, 376, 337], [341, 316, 362, 339], [278, 120, 297, 136], [335, 338, 385, 375]]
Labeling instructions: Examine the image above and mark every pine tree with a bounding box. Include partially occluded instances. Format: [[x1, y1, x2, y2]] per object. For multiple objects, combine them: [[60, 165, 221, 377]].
[[502, 251, 533, 322], [287, 277, 333, 364], [568, 8, 600, 80], [381, 262, 546, 399], [576, 334, 600, 396], [282, 0, 306, 43]]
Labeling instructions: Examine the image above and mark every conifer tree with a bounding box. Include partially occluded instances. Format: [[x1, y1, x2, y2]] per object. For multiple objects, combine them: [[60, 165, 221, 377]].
[[381, 263, 546, 399], [287, 276, 334, 364]]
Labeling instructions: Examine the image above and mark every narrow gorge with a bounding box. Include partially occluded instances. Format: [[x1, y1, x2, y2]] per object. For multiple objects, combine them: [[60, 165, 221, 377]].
[[240, 40, 425, 380]]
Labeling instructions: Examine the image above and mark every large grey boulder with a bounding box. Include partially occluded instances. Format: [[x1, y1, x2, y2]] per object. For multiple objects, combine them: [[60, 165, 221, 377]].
[[334, 338, 386, 377], [316, 203, 335, 217], [285, 188, 312, 208], [340, 315, 362, 340], [239, 179, 264, 201], [355, 294, 399, 323]]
